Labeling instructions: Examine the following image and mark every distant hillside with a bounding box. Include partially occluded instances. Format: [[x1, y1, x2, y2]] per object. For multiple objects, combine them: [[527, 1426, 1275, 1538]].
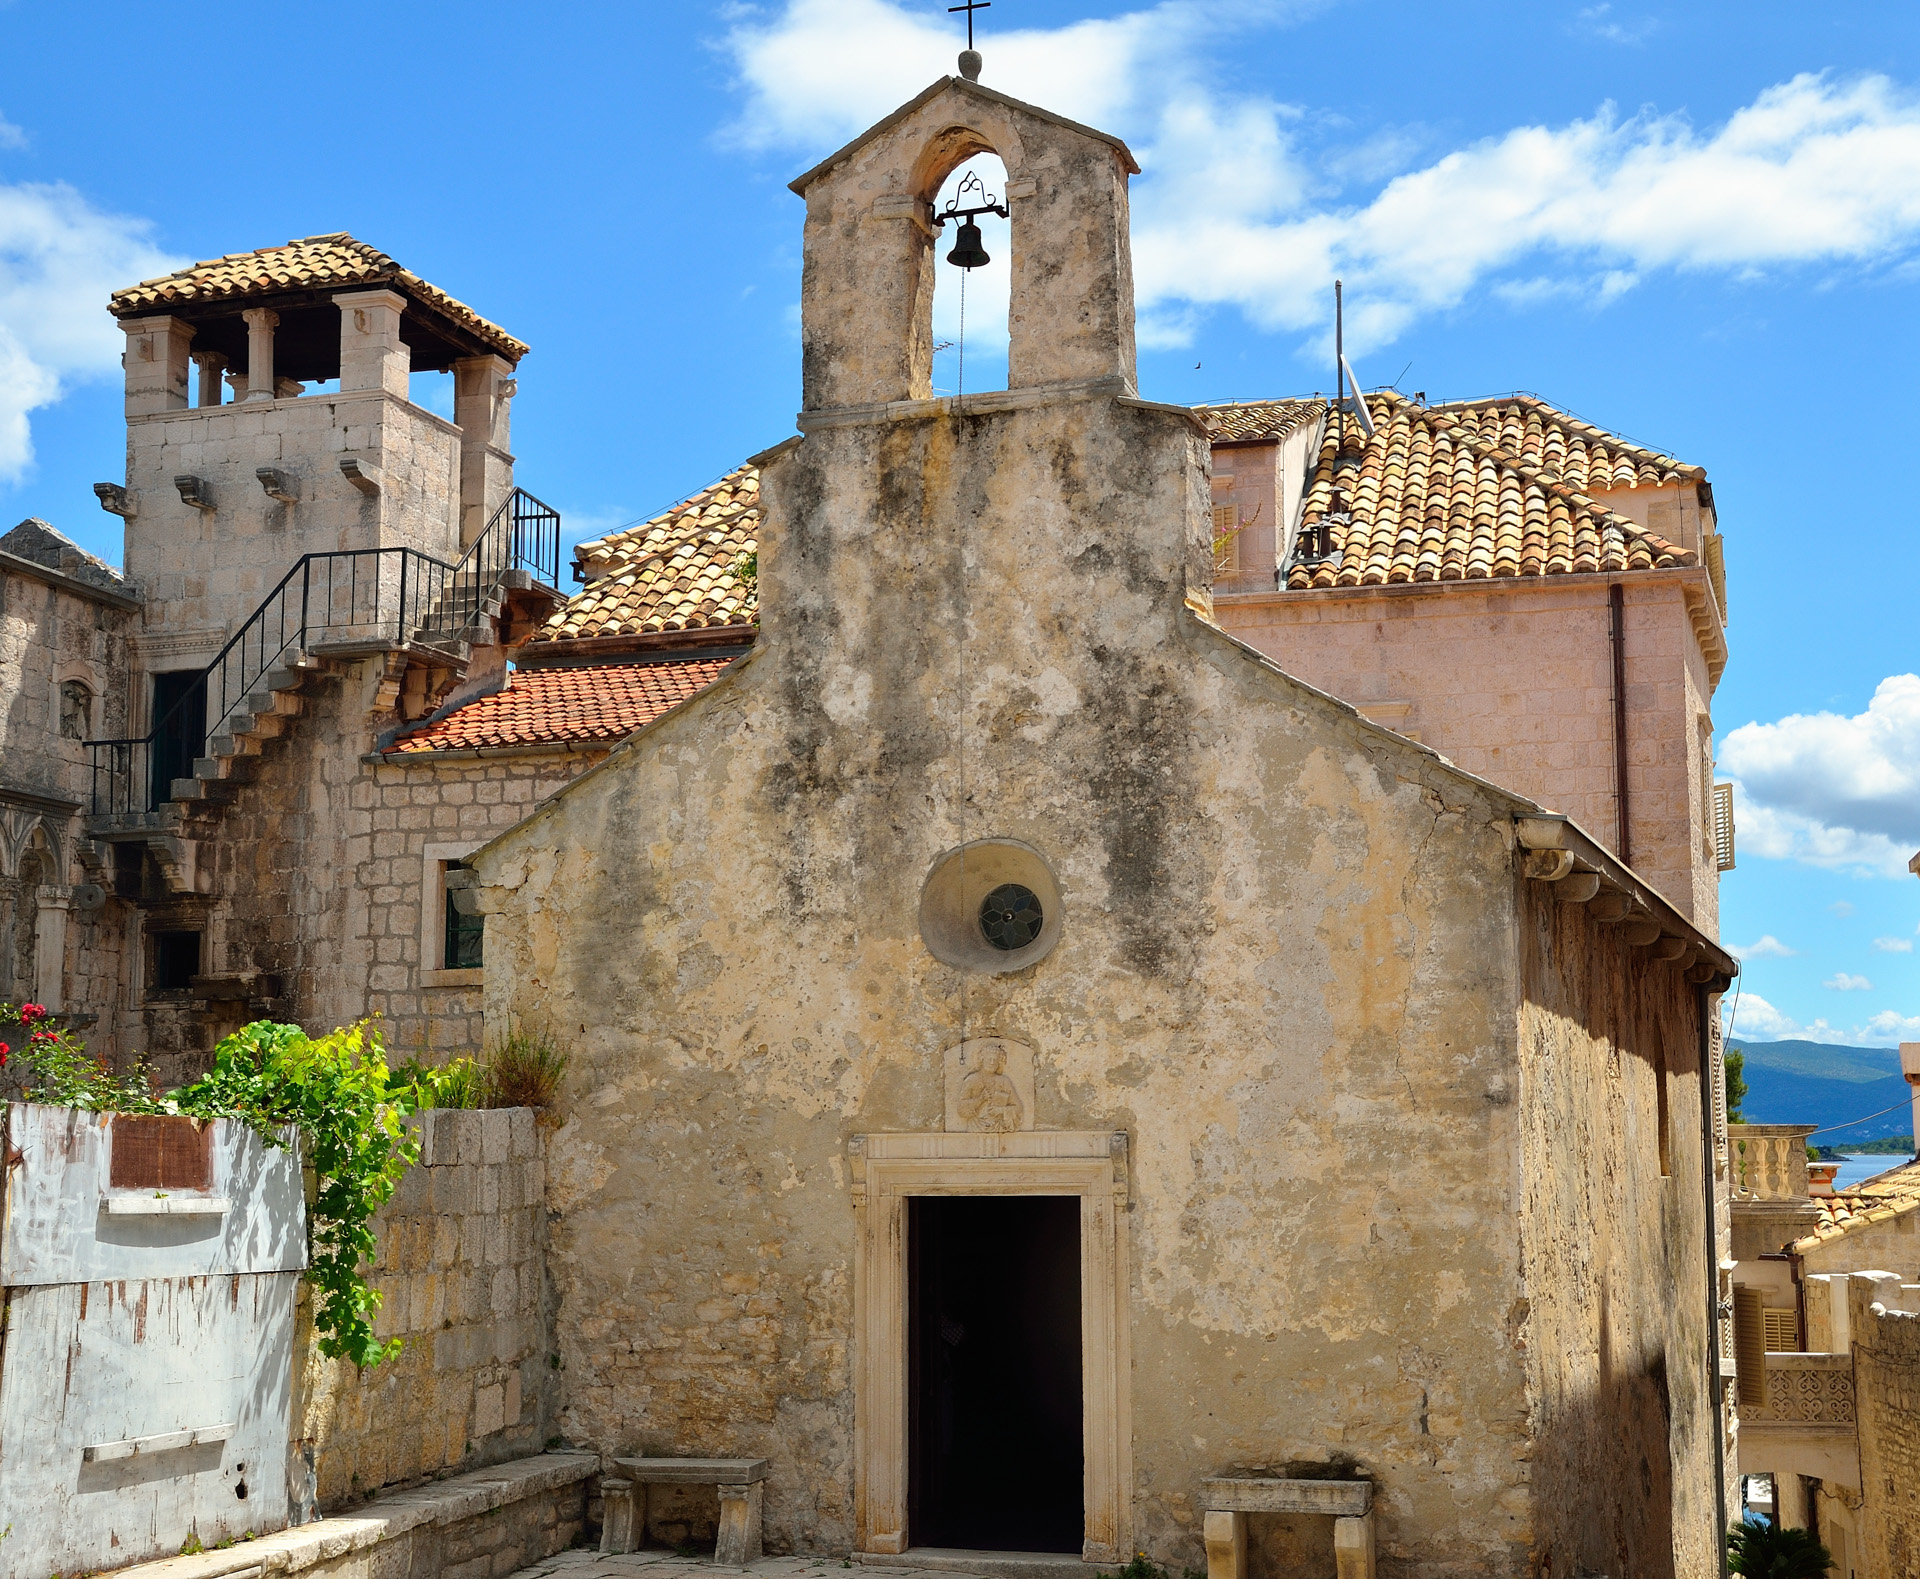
[[1729, 1039, 1914, 1144]]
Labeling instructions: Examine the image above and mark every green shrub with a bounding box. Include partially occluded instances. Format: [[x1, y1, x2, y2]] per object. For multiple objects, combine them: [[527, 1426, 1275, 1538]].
[[1727, 1517, 1833, 1577]]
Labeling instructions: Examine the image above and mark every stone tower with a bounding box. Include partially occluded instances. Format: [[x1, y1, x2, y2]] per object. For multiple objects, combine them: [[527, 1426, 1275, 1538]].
[[102, 235, 525, 661]]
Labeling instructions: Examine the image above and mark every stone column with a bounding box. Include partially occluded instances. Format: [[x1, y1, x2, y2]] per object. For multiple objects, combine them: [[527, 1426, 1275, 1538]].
[[32, 887, 70, 1013], [120, 316, 194, 416], [453, 354, 516, 548], [1202, 1510, 1244, 1579], [241, 308, 279, 401], [1334, 1513, 1376, 1579], [335, 289, 410, 397], [714, 1481, 764, 1567], [191, 351, 227, 408]]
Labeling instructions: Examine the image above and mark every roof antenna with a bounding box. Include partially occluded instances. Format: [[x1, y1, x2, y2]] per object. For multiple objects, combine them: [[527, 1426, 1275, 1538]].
[[1335, 278, 1345, 459], [950, 0, 988, 80]]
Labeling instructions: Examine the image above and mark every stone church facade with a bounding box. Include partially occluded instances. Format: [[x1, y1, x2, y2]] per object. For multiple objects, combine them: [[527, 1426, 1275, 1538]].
[[0, 63, 1759, 1579], [469, 77, 1739, 1579]]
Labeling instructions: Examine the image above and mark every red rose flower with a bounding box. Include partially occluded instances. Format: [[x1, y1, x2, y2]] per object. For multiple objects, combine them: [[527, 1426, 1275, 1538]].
[[18, 1004, 45, 1025]]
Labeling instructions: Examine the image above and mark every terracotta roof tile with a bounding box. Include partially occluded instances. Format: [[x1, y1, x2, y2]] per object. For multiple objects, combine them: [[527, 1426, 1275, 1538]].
[[537, 462, 761, 642], [109, 233, 527, 362], [1197, 398, 1327, 443], [386, 658, 734, 754], [1793, 1158, 1920, 1252], [1285, 391, 1700, 591]]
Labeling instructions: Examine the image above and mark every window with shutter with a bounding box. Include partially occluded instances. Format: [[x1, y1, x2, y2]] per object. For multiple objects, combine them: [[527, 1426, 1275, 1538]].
[[1211, 504, 1240, 573], [1763, 1307, 1798, 1352], [1713, 783, 1736, 872], [1733, 1286, 1768, 1409]]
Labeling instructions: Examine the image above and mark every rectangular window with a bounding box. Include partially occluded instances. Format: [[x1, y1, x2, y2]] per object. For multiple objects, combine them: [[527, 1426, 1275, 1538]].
[[150, 929, 201, 992], [1713, 783, 1736, 871], [443, 861, 483, 969], [1763, 1307, 1799, 1352]]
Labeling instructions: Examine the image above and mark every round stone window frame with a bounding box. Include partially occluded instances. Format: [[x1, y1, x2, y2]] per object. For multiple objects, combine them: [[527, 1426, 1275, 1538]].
[[918, 837, 1064, 975]]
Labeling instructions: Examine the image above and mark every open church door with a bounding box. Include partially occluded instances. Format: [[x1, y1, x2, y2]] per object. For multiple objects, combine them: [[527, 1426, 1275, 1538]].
[[908, 1194, 1084, 1553]]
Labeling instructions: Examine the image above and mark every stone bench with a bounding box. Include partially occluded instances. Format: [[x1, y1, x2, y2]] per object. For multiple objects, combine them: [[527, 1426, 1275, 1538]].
[[1202, 1476, 1375, 1579], [602, 1456, 771, 1566]]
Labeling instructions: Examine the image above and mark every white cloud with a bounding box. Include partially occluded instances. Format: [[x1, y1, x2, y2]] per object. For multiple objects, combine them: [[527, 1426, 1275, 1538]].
[[1725, 993, 1919, 1048], [1719, 676, 1920, 878], [1832, 901, 1857, 917], [1824, 972, 1873, 992], [1572, 5, 1660, 47], [1873, 935, 1915, 953], [720, 4, 1920, 354], [0, 112, 26, 152], [1732, 935, 1798, 958], [0, 181, 182, 482]]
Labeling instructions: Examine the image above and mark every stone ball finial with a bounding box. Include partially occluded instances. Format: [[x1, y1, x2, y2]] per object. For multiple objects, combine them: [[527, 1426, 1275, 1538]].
[[958, 49, 982, 81]]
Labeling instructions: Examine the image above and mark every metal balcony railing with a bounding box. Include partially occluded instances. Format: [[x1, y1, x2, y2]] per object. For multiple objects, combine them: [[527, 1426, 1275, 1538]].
[[85, 490, 562, 816]]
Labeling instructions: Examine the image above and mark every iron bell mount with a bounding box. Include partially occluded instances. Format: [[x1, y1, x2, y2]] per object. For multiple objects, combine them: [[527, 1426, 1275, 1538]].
[[933, 169, 1009, 271]]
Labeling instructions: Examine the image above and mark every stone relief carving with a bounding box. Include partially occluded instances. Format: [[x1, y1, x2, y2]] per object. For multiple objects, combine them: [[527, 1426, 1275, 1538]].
[[1749, 1359, 1855, 1423], [943, 1037, 1035, 1132]]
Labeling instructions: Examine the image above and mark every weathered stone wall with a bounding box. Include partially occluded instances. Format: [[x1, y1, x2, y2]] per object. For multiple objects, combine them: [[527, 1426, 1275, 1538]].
[[1801, 1206, 1920, 1282], [1850, 1282, 1920, 1579], [296, 1106, 553, 1513], [469, 379, 1652, 1575], [1516, 879, 1719, 1579], [1214, 571, 1722, 933], [0, 545, 135, 1041]]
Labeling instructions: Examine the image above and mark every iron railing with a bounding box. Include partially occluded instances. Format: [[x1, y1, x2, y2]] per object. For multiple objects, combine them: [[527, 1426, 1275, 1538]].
[[416, 489, 563, 643], [86, 489, 562, 816]]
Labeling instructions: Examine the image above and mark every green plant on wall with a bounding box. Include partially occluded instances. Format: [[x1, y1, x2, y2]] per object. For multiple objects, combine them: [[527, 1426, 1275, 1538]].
[[1, 1005, 465, 1369]]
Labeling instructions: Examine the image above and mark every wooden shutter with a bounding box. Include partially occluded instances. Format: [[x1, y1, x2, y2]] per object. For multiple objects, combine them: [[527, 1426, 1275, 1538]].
[[1763, 1307, 1798, 1352], [1713, 783, 1736, 872], [1734, 1285, 1768, 1408]]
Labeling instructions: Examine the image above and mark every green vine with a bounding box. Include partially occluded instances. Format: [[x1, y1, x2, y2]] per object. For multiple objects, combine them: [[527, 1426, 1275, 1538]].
[[2, 1006, 466, 1370]]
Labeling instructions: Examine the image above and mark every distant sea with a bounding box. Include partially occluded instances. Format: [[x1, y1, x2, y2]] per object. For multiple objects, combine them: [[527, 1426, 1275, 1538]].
[[1832, 1153, 1911, 1190]]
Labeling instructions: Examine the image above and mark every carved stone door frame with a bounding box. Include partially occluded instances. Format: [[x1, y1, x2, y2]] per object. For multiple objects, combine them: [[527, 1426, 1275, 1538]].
[[849, 1131, 1132, 1564]]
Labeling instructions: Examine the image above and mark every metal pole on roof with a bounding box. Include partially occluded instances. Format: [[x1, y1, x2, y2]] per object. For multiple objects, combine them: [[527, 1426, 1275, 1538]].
[[1335, 279, 1345, 454]]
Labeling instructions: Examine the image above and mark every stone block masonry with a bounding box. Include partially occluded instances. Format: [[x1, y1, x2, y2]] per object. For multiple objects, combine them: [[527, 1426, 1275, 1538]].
[[295, 1106, 554, 1515], [1851, 1280, 1920, 1579]]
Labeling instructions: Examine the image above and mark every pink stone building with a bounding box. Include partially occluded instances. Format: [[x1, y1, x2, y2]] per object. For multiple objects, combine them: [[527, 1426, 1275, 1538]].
[[1203, 392, 1732, 932]]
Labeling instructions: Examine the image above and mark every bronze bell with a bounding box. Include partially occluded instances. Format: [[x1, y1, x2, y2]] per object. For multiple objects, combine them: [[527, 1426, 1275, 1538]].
[[946, 219, 990, 270]]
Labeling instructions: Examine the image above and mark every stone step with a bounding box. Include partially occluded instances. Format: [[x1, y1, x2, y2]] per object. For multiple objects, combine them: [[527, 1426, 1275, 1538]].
[[169, 776, 237, 804], [857, 1552, 1115, 1579]]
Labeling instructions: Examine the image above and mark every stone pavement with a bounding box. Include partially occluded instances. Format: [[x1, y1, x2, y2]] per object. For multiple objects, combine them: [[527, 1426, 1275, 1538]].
[[509, 1553, 993, 1579]]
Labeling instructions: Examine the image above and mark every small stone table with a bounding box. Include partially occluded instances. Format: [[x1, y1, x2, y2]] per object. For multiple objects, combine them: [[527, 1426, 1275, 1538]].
[[1202, 1476, 1375, 1579], [603, 1457, 772, 1566]]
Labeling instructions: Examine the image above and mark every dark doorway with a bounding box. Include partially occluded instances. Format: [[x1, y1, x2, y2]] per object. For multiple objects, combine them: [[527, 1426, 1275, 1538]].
[[908, 1195, 1083, 1553], [149, 670, 207, 809]]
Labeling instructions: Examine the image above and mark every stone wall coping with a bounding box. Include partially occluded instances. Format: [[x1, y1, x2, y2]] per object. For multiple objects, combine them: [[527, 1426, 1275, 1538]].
[[126, 386, 465, 443], [1202, 1476, 1373, 1515], [100, 1452, 596, 1579], [795, 375, 1136, 432], [610, 1455, 771, 1484]]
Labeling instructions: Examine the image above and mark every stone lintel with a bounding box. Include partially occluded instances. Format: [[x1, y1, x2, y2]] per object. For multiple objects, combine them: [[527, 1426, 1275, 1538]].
[[1202, 1476, 1373, 1516]]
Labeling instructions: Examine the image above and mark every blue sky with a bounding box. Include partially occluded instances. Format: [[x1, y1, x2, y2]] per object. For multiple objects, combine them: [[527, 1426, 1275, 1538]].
[[2, 0, 1915, 1044]]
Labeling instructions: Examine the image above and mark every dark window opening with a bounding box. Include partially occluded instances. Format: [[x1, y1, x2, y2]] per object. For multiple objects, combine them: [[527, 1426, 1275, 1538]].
[[151, 929, 201, 992], [909, 1194, 1083, 1553], [443, 861, 483, 969], [149, 670, 207, 811]]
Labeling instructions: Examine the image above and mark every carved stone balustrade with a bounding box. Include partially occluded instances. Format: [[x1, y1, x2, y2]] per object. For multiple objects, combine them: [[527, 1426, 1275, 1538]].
[[1736, 1351, 1861, 1491], [1730, 1124, 1816, 1202]]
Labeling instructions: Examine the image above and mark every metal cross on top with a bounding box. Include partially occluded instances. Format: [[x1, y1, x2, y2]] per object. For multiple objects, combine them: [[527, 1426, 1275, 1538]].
[[948, 0, 989, 48]]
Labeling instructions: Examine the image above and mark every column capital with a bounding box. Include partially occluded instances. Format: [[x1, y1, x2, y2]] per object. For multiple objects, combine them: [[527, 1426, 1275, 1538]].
[[120, 313, 194, 340], [241, 306, 280, 330]]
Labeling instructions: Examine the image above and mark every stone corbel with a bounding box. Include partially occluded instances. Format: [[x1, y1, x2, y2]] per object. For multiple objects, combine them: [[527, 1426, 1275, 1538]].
[[339, 455, 384, 496], [869, 193, 932, 236], [1557, 872, 1603, 904], [257, 467, 298, 505], [174, 475, 215, 512], [1522, 848, 1576, 882], [93, 483, 136, 519]]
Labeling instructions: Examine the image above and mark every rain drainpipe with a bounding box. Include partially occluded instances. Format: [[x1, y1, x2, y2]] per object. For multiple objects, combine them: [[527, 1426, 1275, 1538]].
[[1698, 984, 1729, 1573], [1610, 581, 1632, 866]]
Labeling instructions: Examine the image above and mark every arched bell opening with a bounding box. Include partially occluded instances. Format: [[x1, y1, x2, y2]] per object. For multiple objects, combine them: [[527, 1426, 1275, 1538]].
[[927, 151, 1012, 399]]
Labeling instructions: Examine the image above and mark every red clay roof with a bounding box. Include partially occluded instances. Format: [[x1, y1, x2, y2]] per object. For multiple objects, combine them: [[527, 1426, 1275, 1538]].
[[386, 658, 734, 754]]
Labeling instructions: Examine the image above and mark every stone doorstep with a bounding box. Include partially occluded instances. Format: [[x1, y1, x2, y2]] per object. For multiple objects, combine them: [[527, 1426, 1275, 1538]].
[[101, 1452, 598, 1579], [855, 1551, 1112, 1579]]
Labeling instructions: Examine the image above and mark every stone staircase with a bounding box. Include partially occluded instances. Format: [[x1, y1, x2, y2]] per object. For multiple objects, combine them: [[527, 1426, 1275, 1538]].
[[166, 649, 334, 808]]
